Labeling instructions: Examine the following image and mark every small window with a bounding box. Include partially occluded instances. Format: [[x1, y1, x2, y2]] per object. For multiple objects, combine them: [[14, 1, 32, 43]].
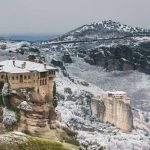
[[28, 75, 30, 79], [12, 76, 14, 80], [49, 77, 52, 80], [24, 76, 27, 80]]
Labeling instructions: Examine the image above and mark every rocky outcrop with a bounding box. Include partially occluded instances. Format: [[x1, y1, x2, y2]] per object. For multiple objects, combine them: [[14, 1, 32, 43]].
[[62, 52, 73, 63], [90, 98, 105, 122], [86, 45, 134, 71], [9, 88, 59, 139], [84, 42, 150, 74], [91, 92, 133, 132], [0, 87, 79, 146], [51, 59, 66, 70]]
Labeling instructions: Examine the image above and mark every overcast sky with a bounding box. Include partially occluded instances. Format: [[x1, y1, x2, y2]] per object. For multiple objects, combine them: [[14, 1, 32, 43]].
[[0, 0, 150, 35]]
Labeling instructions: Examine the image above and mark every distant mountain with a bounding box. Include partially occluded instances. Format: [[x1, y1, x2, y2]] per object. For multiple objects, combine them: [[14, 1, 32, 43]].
[[55, 20, 150, 41]]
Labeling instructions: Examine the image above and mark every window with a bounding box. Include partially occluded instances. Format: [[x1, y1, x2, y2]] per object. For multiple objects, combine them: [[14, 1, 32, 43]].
[[12, 76, 14, 80], [16, 76, 18, 80], [24, 76, 27, 80], [49, 77, 52, 80], [28, 75, 30, 79], [1, 75, 3, 79], [40, 72, 47, 78], [20, 75, 23, 82]]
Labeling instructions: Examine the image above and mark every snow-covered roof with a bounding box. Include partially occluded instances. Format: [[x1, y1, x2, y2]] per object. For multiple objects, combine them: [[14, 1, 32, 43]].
[[0, 60, 56, 73]]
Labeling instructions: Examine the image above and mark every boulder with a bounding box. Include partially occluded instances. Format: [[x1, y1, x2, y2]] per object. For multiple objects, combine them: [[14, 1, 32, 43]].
[[62, 52, 73, 63]]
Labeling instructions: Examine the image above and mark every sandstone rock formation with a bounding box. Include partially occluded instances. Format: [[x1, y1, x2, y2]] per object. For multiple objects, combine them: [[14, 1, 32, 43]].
[[10, 88, 60, 139], [91, 91, 133, 132], [0, 87, 78, 146]]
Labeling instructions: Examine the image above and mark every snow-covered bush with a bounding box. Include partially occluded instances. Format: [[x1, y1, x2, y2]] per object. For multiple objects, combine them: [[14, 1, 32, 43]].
[[3, 108, 17, 126], [17, 101, 32, 112], [79, 140, 106, 150], [2, 81, 10, 108]]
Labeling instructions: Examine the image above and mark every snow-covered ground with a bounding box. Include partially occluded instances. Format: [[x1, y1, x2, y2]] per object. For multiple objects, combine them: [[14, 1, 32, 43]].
[[0, 40, 30, 52]]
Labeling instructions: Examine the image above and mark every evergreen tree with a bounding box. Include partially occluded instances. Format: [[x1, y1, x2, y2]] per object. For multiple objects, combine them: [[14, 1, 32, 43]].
[[53, 82, 58, 108], [2, 80, 10, 108]]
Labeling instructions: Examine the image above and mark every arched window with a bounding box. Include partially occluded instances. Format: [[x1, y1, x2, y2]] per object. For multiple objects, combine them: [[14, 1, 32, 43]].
[[16, 76, 18, 80]]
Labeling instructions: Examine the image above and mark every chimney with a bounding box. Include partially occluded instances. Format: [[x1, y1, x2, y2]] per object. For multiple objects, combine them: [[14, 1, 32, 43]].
[[44, 63, 47, 69], [22, 62, 26, 69], [24, 62, 26, 67], [12, 57, 15, 66]]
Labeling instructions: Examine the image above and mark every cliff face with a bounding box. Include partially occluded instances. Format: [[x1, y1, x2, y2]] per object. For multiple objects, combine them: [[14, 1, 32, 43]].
[[91, 92, 133, 132], [102, 97, 133, 132], [90, 98, 105, 122], [9, 88, 60, 139]]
